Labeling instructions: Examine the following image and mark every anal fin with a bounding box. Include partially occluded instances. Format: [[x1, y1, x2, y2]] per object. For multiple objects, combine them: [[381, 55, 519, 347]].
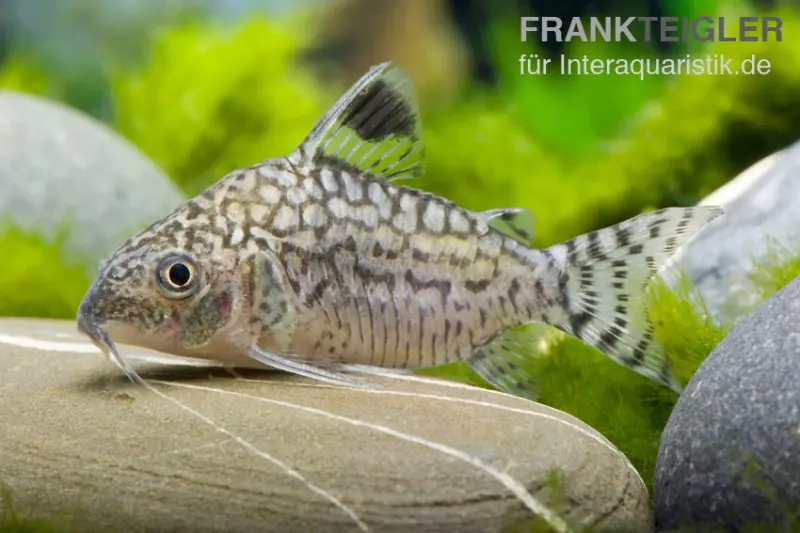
[[467, 326, 543, 400]]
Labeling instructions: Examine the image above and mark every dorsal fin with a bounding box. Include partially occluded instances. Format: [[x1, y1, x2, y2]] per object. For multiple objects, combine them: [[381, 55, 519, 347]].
[[289, 62, 425, 182], [481, 208, 536, 244]]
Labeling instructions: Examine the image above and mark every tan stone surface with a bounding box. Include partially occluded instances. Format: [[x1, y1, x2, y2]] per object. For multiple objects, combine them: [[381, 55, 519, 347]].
[[0, 318, 652, 533]]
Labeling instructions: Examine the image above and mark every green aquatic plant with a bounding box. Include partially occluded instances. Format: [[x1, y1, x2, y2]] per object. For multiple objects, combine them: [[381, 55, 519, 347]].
[[110, 17, 327, 196], [0, 53, 57, 98], [0, 486, 76, 533], [747, 237, 800, 304], [0, 227, 89, 319], [0, 48, 108, 119]]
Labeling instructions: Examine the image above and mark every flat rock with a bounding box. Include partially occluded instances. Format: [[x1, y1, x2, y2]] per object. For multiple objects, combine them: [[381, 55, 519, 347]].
[[662, 140, 800, 324], [0, 318, 651, 533], [654, 276, 800, 531], [0, 91, 185, 272]]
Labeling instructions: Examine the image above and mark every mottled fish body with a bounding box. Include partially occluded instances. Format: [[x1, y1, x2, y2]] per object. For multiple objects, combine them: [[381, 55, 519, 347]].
[[77, 63, 721, 397]]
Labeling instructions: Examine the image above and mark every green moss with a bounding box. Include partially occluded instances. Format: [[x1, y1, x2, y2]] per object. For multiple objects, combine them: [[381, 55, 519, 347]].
[[648, 273, 730, 385], [0, 52, 64, 101], [0, 227, 89, 319], [0, 488, 75, 533], [747, 238, 800, 304], [110, 17, 327, 195]]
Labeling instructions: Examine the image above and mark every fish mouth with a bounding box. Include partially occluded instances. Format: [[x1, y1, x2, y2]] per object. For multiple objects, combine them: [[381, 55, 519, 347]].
[[77, 303, 143, 384]]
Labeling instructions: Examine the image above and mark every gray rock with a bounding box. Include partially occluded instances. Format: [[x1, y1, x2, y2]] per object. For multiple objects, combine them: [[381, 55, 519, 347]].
[[661, 140, 800, 324], [653, 276, 800, 531], [0, 318, 651, 533], [0, 91, 185, 273]]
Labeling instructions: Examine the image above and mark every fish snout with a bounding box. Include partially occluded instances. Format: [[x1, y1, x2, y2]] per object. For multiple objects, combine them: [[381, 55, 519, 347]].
[[76, 286, 118, 352], [77, 288, 101, 338], [75, 286, 141, 382]]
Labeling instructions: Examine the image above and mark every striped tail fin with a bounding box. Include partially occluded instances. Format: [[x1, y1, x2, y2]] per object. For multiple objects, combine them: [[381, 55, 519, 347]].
[[545, 206, 723, 392]]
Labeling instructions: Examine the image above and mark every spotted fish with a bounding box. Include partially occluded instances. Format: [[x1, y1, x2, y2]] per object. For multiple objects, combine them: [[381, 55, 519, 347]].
[[77, 62, 721, 398]]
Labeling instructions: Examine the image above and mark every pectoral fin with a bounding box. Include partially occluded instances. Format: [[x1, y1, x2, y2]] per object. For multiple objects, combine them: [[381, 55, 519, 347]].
[[247, 344, 371, 389]]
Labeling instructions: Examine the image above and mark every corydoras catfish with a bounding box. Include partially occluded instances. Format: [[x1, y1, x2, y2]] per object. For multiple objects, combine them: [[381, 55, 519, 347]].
[[77, 62, 721, 398]]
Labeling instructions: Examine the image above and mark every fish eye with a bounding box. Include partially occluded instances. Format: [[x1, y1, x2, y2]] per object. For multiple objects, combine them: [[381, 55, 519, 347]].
[[156, 253, 199, 299]]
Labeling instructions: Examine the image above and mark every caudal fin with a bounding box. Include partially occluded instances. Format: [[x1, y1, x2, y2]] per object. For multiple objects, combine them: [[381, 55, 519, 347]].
[[546, 206, 723, 393]]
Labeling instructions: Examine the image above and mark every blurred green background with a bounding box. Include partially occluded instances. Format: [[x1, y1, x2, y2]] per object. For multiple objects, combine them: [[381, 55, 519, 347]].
[[3, 0, 800, 317], [1, 0, 800, 503]]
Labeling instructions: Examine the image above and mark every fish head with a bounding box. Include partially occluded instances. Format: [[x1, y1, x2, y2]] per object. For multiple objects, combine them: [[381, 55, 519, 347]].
[[77, 197, 254, 364]]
